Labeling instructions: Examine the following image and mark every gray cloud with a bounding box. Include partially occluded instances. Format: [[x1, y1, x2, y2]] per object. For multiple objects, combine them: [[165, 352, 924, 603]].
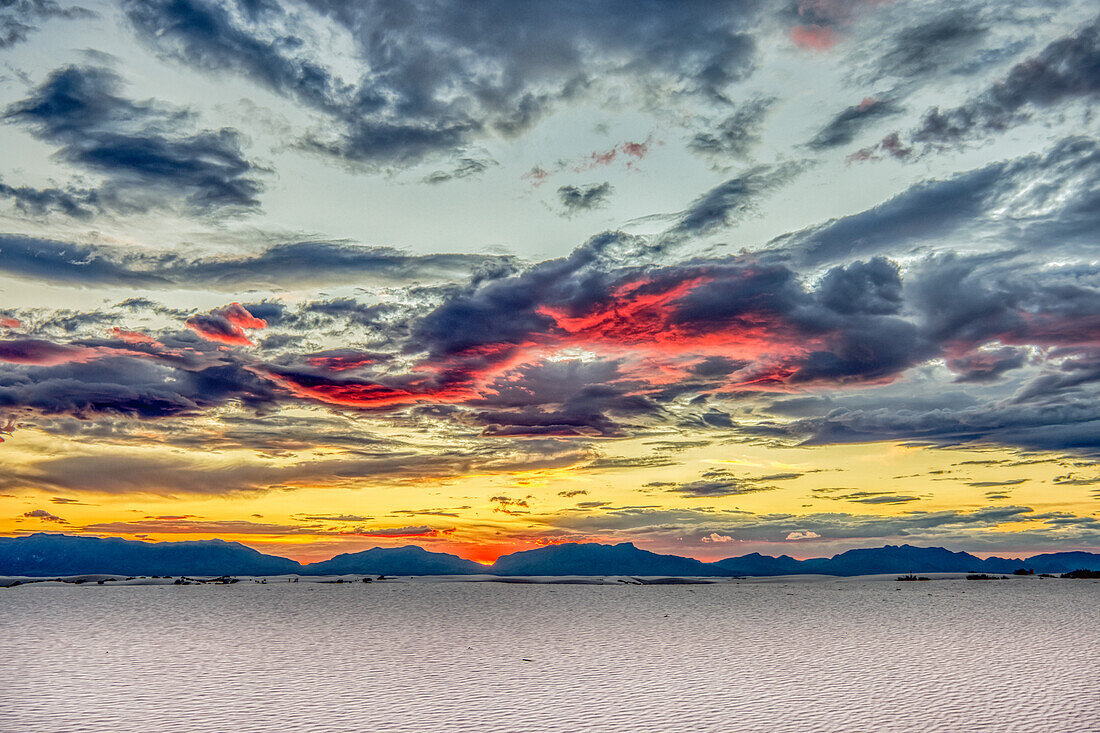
[[0, 1, 93, 49], [910, 17, 1099, 148], [4, 64, 264, 216], [808, 98, 902, 150], [688, 96, 773, 161], [662, 468, 782, 498], [0, 234, 518, 289], [667, 161, 803, 239], [124, 0, 761, 166], [557, 182, 613, 216]]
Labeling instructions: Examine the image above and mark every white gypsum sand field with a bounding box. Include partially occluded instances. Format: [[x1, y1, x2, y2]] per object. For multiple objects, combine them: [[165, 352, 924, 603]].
[[2, 576, 1098, 733]]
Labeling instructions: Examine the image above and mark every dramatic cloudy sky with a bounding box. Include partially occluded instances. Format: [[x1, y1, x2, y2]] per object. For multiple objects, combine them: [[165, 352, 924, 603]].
[[1, 0, 1098, 562]]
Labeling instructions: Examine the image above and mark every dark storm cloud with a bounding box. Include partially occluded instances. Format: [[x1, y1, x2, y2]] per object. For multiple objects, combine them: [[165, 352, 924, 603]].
[[909, 17, 1100, 147], [557, 182, 613, 216], [0, 0, 92, 49], [123, 0, 761, 166], [462, 360, 660, 438], [807, 97, 901, 150], [7, 227, 1100, 456], [0, 355, 280, 418], [0, 234, 518, 288], [407, 238, 943, 402], [816, 258, 903, 316], [947, 346, 1029, 384], [688, 96, 773, 161], [3, 65, 264, 215], [688, 356, 748, 378], [472, 386, 657, 439]]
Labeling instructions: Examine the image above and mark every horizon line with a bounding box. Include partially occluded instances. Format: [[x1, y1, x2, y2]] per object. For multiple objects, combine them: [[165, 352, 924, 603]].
[[7, 532, 1099, 566]]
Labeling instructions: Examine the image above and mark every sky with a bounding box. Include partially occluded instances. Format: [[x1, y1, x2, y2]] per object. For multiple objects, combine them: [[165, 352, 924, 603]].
[[0, 0, 1098, 563]]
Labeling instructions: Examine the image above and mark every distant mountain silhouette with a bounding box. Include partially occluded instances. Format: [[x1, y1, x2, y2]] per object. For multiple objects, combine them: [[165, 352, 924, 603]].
[[1019, 551, 1100, 573], [0, 533, 301, 576], [490, 542, 714, 576], [302, 545, 485, 575], [3, 534, 1099, 577], [800, 545, 994, 576], [710, 552, 806, 576]]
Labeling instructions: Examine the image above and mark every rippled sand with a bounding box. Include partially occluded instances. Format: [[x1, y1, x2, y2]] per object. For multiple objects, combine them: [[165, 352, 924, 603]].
[[2, 577, 1098, 732]]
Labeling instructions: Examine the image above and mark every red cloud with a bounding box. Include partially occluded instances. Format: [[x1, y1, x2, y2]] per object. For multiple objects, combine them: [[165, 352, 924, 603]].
[[537, 271, 809, 365], [305, 350, 384, 372], [0, 318, 22, 329], [790, 25, 839, 50], [791, 0, 890, 50], [262, 369, 477, 409], [109, 328, 162, 346], [576, 138, 653, 172], [186, 303, 267, 346]]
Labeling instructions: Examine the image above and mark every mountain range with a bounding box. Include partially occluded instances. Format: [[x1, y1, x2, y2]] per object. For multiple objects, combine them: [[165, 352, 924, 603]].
[[4, 534, 1100, 578]]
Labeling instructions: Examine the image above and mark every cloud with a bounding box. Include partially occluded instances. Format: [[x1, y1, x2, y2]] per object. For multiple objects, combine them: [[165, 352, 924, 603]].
[[663, 468, 783, 498], [967, 479, 1028, 488], [872, 10, 989, 81], [557, 182, 613, 216], [908, 18, 1100, 148], [840, 493, 920, 505], [546, 503, 1100, 550], [0, 1, 93, 49], [347, 525, 450, 538], [82, 518, 320, 534], [124, 0, 761, 166], [0, 177, 101, 220], [491, 495, 531, 515], [422, 157, 496, 184], [0, 234, 518, 289], [185, 303, 268, 346], [4, 64, 264, 215], [688, 97, 773, 161], [0, 348, 281, 418], [807, 97, 901, 150], [788, 0, 889, 51], [772, 161, 1008, 265], [947, 346, 1029, 383], [667, 161, 803, 239], [0, 439, 592, 496], [22, 508, 67, 523]]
